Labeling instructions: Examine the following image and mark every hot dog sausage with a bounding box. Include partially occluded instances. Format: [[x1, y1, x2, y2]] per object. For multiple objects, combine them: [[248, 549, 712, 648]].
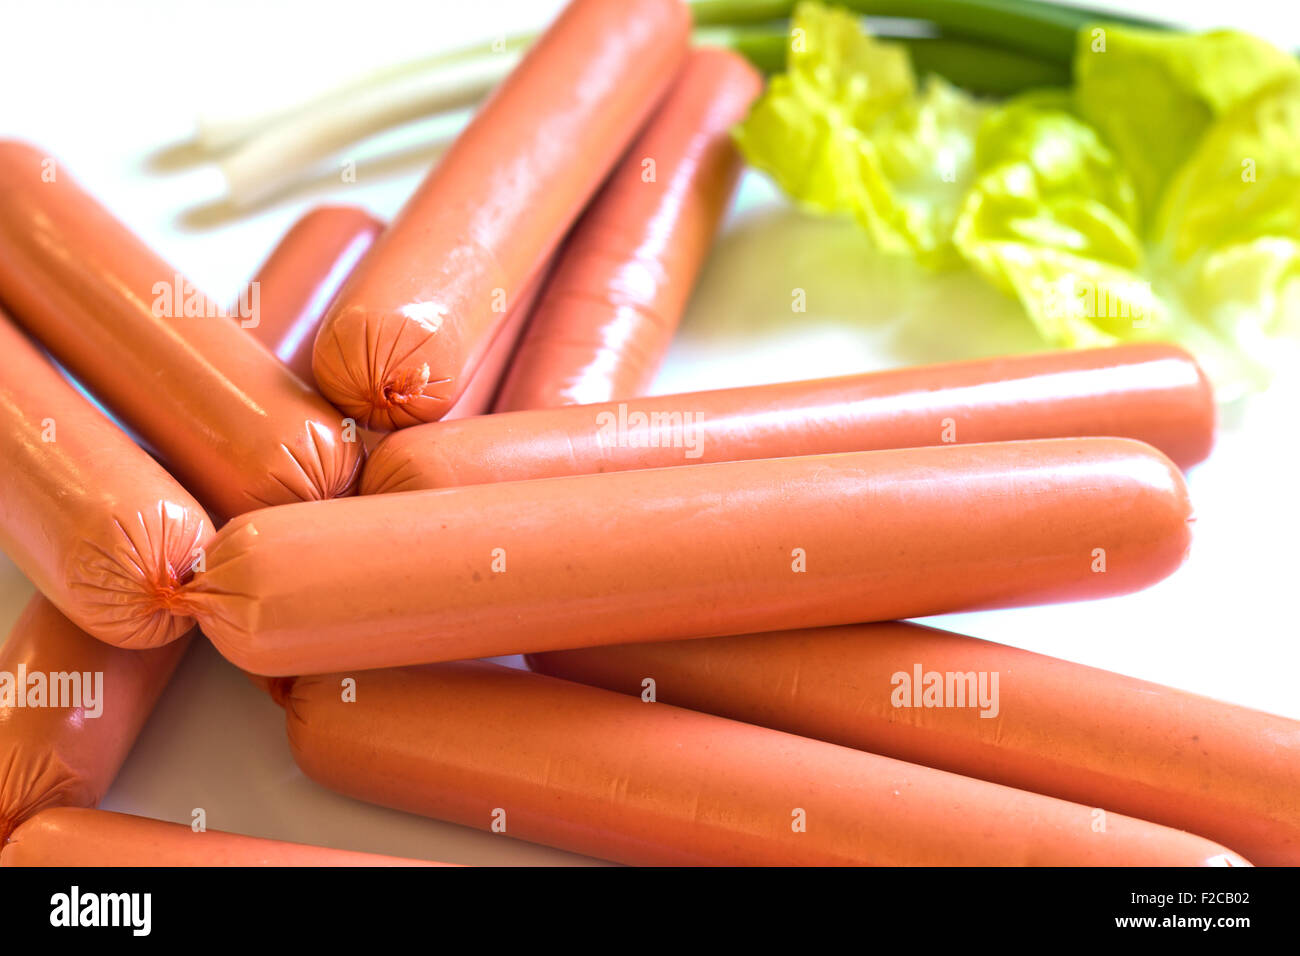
[[1, 807, 444, 866], [0, 597, 190, 845], [0, 141, 363, 518], [492, 47, 760, 411], [283, 662, 1249, 865], [310, 0, 691, 429], [245, 205, 384, 385], [237, 212, 535, 693], [0, 311, 212, 647], [184, 438, 1192, 675], [529, 620, 1300, 866], [243, 207, 545, 434], [364, 343, 1215, 494]]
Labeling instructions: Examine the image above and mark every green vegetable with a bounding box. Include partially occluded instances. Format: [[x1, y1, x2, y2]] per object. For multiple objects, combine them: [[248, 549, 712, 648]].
[[955, 78, 1300, 394], [732, 2, 915, 217], [712, 25, 1071, 96], [952, 93, 1150, 346], [689, 0, 1167, 63], [1073, 24, 1300, 220], [1155, 76, 1300, 264], [1152, 76, 1300, 361], [854, 77, 987, 265], [734, 2, 986, 264], [735, 1, 1300, 395], [903, 37, 1070, 97]]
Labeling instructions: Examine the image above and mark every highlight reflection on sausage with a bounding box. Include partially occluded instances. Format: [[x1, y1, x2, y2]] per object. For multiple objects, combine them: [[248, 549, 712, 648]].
[[283, 662, 1249, 866], [0, 311, 212, 647], [0, 597, 190, 844], [441, 261, 548, 420], [237, 210, 535, 695], [241, 204, 537, 437], [0, 140, 364, 518], [364, 343, 1215, 494], [186, 438, 1193, 676], [1, 807, 444, 866], [529, 620, 1298, 866], [311, 0, 691, 429], [245, 205, 384, 385], [493, 47, 760, 411]]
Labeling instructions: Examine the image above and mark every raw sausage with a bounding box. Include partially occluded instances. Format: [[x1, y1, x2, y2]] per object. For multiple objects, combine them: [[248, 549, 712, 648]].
[[493, 47, 760, 411], [0, 140, 364, 518], [364, 343, 1215, 494], [0, 596, 190, 845], [236, 215, 535, 690], [0, 311, 212, 647], [243, 207, 545, 432], [529, 620, 1300, 866], [184, 438, 1193, 675], [244, 205, 384, 384], [283, 662, 1249, 865], [1, 807, 444, 866], [311, 0, 691, 429]]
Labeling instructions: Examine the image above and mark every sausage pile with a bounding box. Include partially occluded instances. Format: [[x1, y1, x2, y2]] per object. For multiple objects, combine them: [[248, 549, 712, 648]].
[[1, 0, 1296, 867]]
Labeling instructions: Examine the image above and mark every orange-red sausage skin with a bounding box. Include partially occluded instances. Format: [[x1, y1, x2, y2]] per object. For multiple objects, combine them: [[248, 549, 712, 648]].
[[0, 312, 212, 647], [185, 438, 1193, 676], [530, 620, 1296, 865], [1, 807, 444, 866], [246, 205, 384, 384], [285, 662, 1249, 866], [0, 597, 190, 843], [365, 343, 1215, 494], [0, 140, 363, 517], [311, 0, 691, 429], [493, 47, 760, 410]]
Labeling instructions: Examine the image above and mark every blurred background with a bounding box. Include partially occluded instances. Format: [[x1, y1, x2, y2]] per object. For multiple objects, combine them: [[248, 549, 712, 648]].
[[1, 0, 1298, 864]]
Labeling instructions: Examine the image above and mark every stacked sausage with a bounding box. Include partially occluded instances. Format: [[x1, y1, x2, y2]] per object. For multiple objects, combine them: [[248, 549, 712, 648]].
[[1, 0, 1295, 867]]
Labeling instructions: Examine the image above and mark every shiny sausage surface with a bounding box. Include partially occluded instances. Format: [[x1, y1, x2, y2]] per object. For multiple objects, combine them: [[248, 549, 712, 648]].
[[1, 807, 442, 866], [0, 311, 212, 647], [246, 205, 384, 384], [530, 619, 1297, 865], [0, 141, 363, 518], [186, 438, 1193, 675], [311, 0, 691, 428], [284, 662, 1249, 866], [494, 47, 760, 410], [0, 596, 190, 843], [365, 343, 1215, 494]]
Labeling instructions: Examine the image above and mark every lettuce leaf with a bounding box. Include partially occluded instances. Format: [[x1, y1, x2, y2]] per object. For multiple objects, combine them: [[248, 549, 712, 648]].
[[733, 2, 913, 216], [733, 1, 985, 265], [955, 80, 1300, 396], [953, 93, 1157, 346], [1151, 76, 1300, 377], [733, 2, 1300, 394], [1073, 24, 1300, 222], [853, 75, 987, 266], [1155, 76, 1300, 264]]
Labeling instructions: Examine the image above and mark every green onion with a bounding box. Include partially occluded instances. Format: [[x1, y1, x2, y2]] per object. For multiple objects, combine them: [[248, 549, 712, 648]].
[[700, 23, 1070, 95], [902, 35, 1070, 94], [690, 0, 1171, 64]]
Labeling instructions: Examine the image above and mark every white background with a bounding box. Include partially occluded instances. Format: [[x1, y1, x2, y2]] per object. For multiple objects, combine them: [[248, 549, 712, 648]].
[[1, 0, 1297, 865]]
